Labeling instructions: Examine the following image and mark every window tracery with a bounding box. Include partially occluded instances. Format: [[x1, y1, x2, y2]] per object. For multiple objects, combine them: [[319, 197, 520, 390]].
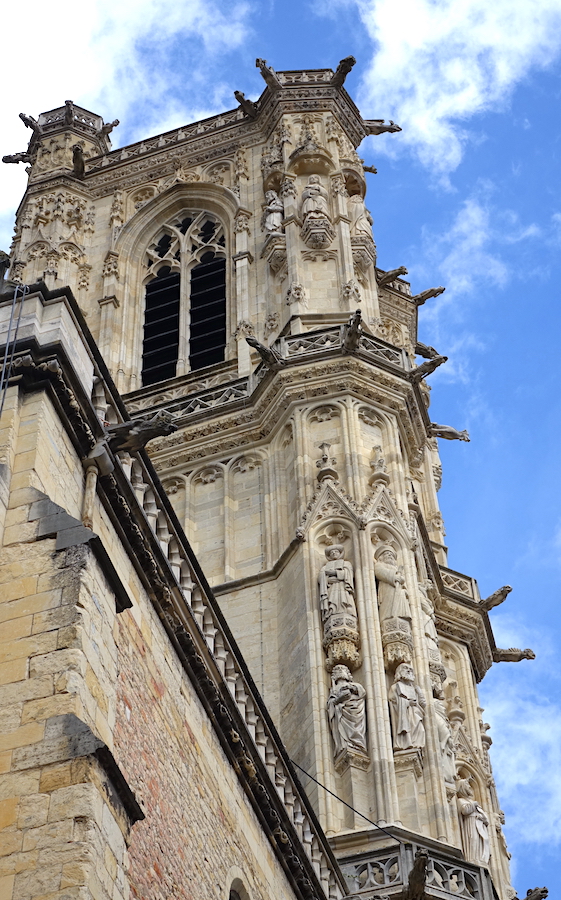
[[141, 211, 227, 386]]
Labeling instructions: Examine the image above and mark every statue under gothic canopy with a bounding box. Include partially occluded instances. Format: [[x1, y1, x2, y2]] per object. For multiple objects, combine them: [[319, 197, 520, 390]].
[[374, 546, 412, 623], [348, 194, 374, 238], [388, 663, 426, 750], [301, 175, 330, 221], [261, 190, 284, 233], [327, 665, 367, 757], [456, 778, 491, 865], [318, 545, 356, 621]]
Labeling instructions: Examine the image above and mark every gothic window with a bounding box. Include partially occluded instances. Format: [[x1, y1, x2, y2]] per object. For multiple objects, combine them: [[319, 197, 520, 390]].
[[141, 211, 227, 386]]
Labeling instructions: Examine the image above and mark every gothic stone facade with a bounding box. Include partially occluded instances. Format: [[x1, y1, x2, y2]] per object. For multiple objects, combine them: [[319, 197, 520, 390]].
[[0, 60, 534, 900]]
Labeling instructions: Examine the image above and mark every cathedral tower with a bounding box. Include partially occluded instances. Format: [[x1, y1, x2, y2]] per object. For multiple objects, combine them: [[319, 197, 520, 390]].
[[1, 58, 536, 900]]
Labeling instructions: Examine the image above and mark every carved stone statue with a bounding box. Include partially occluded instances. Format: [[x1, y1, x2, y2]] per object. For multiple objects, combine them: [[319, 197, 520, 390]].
[[330, 56, 356, 89], [301, 175, 330, 221], [405, 848, 428, 900], [456, 779, 490, 865], [19, 113, 43, 136], [429, 423, 470, 442], [2, 152, 33, 165], [412, 286, 445, 306], [410, 356, 448, 384], [480, 585, 512, 611], [318, 546, 356, 621], [105, 409, 177, 452], [493, 647, 535, 662], [234, 91, 258, 118], [377, 266, 408, 288], [255, 58, 282, 91], [100, 119, 120, 137], [415, 341, 440, 360], [420, 589, 439, 655], [327, 665, 367, 757], [374, 547, 411, 623], [245, 335, 285, 369], [348, 194, 374, 238], [72, 144, 85, 179], [363, 119, 402, 135], [342, 309, 362, 353], [261, 190, 284, 233], [389, 663, 426, 750], [434, 688, 456, 784], [64, 100, 75, 126]]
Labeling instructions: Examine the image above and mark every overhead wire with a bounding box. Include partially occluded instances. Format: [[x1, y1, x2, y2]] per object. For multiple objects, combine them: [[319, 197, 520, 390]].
[[0, 283, 29, 420], [289, 758, 404, 844]]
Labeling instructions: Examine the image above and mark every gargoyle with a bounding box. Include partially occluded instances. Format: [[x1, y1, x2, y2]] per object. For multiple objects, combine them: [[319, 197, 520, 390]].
[[429, 423, 470, 442], [255, 58, 282, 91], [100, 119, 120, 137], [234, 91, 259, 119], [330, 55, 357, 89], [342, 309, 362, 354], [72, 144, 85, 179], [415, 341, 440, 360], [406, 848, 428, 900], [480, 585, 512, 611], [523, 889, 548, 900], [377, 266, 408, 288], [363, 164, 378, 174], [493, 648, 536, 663], [412, 286, 446, 306], [246, 335, 285, 369], [19, 113, 42, 136], [410, 355, 448, 383], [105, 410, 177, 453], [363, 119, 402, 135], [64, 100, 75, 126], [2, 152, 33, 165]]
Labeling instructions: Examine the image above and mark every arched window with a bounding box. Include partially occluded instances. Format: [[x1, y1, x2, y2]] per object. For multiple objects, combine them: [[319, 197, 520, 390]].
[[141, 211, 227, 386]]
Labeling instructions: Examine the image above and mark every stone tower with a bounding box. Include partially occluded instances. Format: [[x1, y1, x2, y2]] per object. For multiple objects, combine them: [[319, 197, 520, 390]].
[[2, 58, 536, 900]]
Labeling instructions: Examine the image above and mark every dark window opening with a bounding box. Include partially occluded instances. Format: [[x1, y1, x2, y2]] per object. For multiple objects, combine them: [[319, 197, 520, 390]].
[[189, 253, 226, 370], [141, 267, 180, 386], [199, 220, 216, 244], [177, 216, 192, 235], [154, 233, 172, 258]]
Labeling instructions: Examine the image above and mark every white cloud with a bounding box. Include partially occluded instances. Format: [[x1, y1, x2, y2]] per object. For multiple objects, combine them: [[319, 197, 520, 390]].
[[342, 0, 561, 173], [0, 0, 252, 248]]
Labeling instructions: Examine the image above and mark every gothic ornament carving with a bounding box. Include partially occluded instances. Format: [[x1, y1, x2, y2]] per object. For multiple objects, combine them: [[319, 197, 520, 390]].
[[340, 280, 361, 310], [389, 663, 426, 751], [286, 282, 308, 307], [369, 446, 390, 486], [327, 665, 367, 762], [261, 232, 287, 276]]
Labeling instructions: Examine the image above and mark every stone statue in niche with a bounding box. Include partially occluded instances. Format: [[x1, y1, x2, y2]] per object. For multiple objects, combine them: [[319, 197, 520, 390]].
[[327, 665, 367, 758], [318, 545, 360, 671], [261, 190, 284, 233], [318, 545, 357, 620], [456, 778, 490, 865], [348, 194, 374, 238], [433, 687, 456, 784], [374, 547, 412, 623], [388, 663, 426, 750], [301, 175, 331, 222], [374, 544, 413, 668]]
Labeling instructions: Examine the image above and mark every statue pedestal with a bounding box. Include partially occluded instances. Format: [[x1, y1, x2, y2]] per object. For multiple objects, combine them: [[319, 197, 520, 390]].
[[393, 748, 423, 832], [335, 749, 370, 829]]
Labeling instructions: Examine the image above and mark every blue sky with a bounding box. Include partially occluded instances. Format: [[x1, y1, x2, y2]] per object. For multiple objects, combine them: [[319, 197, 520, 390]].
[[2, 0, 561, 892]]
